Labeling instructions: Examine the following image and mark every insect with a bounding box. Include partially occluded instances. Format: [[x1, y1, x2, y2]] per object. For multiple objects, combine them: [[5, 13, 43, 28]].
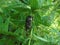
[[25, 15, 33, 31]]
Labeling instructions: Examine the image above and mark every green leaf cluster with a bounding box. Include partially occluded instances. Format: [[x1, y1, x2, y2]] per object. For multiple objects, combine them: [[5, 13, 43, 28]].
[[0, 0, 60, 45]]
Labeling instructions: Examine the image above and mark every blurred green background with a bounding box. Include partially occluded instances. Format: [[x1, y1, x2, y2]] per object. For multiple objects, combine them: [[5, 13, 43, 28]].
[[0, 0, 60, 45]]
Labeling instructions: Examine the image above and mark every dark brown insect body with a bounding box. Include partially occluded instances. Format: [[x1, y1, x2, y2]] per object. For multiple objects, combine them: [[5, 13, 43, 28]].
[[25, 16, 33, 31]]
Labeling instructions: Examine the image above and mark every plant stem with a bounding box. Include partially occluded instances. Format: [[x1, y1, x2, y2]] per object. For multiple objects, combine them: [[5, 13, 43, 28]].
[[28, 29, 33, 45]]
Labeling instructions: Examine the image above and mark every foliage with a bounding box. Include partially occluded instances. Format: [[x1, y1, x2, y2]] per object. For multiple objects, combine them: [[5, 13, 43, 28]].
[[0, 0, 60, 45]]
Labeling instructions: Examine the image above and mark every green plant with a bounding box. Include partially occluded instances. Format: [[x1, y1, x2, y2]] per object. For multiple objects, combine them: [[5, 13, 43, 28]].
[[0, 0, 60, 45]]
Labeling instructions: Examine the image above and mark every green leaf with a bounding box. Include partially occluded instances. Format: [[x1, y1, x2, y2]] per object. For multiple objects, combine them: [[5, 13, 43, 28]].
[[33, 34, 48, 42], [41, 14, 55, 26], [4, 17, 10, 32], [0, 16, 3, 30], [29, 0, 40, 9]]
